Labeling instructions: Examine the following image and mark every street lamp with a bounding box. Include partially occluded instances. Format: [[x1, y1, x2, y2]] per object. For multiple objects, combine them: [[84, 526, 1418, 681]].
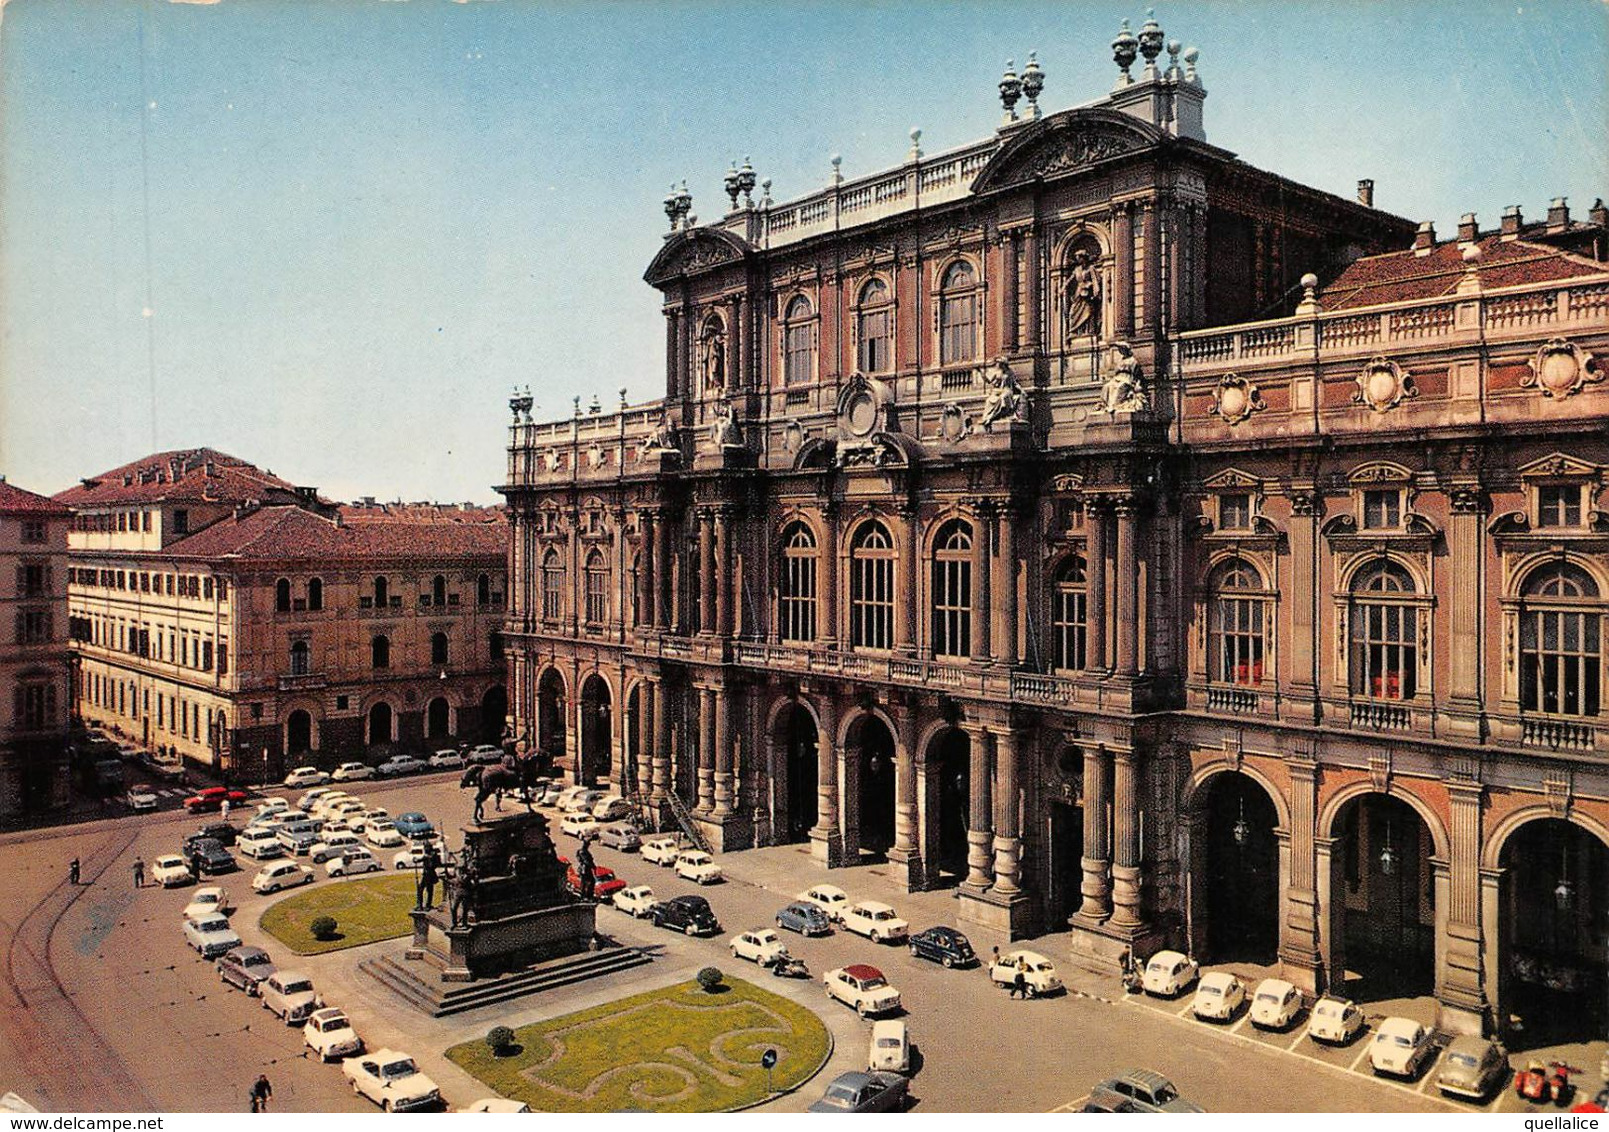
[[1378, 818, 1398, 877], [1231, 795, 1250, 848], [1554, 834, 1575, 913]]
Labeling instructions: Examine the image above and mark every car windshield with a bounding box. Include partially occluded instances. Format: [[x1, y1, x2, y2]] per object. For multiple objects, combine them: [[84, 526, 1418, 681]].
[[871, 910, 893, 920], [876, 1037, 902, 1048], [283, 980, 313, 994], [244, 954, 272, 968], [1257, 992, 1280, 1002], [196, 893, 220, 904], [380, 1060, 417, 1079], [859, 976, 887, 989], [320, 1018, 348, 1032], [1147, 961, 1169, 973], [1449, 1052, 1477, 1068], [1392, 1035, 1414, 1047], [197, 918, 229, 931], [822, 1084, 859, 1106], [1200, 985, 1221, 996]]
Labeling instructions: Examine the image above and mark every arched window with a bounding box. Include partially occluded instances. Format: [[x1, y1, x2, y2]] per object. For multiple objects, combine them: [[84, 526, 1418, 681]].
[[371, 634, 391, 670], [856, 278, 893, 374], [373, 576, 389, 607], [432, 575, 447, 606], [431, 631, 449, 666], [289, 640, 310, 676], [1349, 561, 1418, 700], [1209, 559, 1267, 685], [850, 521, 896, 651], [783, 296, 816, 386], [307, 577, 323, 612], [477, 573, 491, 606], [939, 261, 979, 366], [1053, 556, 1088, 672], [275, 578, 291, 613], [779, 522, 818, 643], [930, 520, 973, 658], [1520, 562, 1602, 717], [584, 551, 609, 625], [541, 550, 564, 621]]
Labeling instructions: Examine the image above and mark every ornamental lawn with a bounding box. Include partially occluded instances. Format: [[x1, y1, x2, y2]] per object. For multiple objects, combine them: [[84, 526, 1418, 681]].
[[258, 874, 416, 954], [446, 977, 831, 1112]]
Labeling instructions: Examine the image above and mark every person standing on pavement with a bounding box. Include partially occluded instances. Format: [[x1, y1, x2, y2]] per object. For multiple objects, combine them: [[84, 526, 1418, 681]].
[[132, 856, 145, 888], [1013, 960, 1028, 1000], [69, 858, 80, 885], [249, 1075, 273, 1113], [220, 798, 231, 824]]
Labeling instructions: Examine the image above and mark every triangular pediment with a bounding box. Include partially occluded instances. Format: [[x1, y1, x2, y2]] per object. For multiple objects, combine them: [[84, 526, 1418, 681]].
[[971, 108, 1163, 194], [1518, 452, 1602, 480], [1201, 468, 1262, 491]]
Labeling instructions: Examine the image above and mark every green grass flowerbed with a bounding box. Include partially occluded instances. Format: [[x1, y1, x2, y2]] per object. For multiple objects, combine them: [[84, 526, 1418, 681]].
[[258, 873, 416, 955]]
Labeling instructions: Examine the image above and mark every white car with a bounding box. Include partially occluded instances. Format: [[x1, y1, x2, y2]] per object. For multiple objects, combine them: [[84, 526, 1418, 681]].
[[296, 788, 335, 810], [841, 901, 909, 943], [125, 784, 159, 812], [868, 1019, 911, 1074], [309, 834, 363, 864], [1307, 996, 1367, 1045], [151, 854, 193, 888], [466, 744, 503, 765], [674, 850, 723, 884], [391, 842, 445, 871], [1191, 971, 1247, 1021], [1141, 950, 1199, 997], [304, 1007, 363, 1062], [256, 798, 292, 817], [1370, 1016, 1434, 1078], [376, 755, 426, 777], [259, 971, 320, 1023], [348, 808, 389, 834], [253, 861, 315, 894], [797, 884, 851, 923], [823, 964, 902, 1017], [730, 928, 789, 965], [557, 787, 603, 814], [1249, 978, 1303, 1030], [987, 949, 1064, 996], [613, 885, 658, 917], [591, 795, 632, 821], [283, 766, 329, 788], [331, 762, 375, 782], [238, 829, 286, 860], [342, 1049, 441, 1111], [641, 837, 682, 866], [328, 850, 383, 877], [328, 799, 367, 821], [182, 886, 233, 920], [183, 913, 242, 958], [366, 821, 405, 848], [560, 812, 600, 838], [427, 749, 464, 769]]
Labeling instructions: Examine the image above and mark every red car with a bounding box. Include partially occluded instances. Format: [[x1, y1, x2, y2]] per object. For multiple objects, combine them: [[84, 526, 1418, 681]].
[[184, 786, 249, 813], [565, 864, 626, 900]]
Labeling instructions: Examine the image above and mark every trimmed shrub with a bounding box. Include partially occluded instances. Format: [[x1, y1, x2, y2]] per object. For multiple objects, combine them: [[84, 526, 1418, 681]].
[[696, 966, 724, 993], [310, 915, 338, 941], [486, 1026, 516, 1056]]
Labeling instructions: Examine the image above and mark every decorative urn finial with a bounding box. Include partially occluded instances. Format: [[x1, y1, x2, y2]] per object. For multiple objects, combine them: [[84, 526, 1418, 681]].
[[1021, 51, 1044, 118], [664, 183, 680, 231], [673, 180, 693, 229], [1112, 19, 1138, 85], [1138, 8, 1165, 73], [999, 58, 1022, 123], [1183, 46, 1200, 82], [737, 156, 757, 206], [908, 126, 923, 160], [724, 161, 741, 210]]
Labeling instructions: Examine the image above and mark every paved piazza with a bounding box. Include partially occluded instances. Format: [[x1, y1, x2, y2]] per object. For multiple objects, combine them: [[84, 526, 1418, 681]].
[[0, 771, 1599, 1112]]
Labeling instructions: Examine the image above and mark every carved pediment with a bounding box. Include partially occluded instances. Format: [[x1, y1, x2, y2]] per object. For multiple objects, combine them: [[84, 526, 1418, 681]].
[[971, 108, 1162, 194], [1518, 452, 1602, 481], [643, 228, 752, 286], [838, 431, 918, 470], [1201, 468, 1262, 491]]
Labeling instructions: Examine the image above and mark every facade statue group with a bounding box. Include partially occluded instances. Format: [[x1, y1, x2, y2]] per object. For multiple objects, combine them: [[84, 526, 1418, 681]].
[[640, 410, 677, 454], [1100, 341, 1148, 413], [1062, 248, 1103, 342], [699, 319, 726, 389], [710, 399, 743, 448], [979, 357, 1027, 432]]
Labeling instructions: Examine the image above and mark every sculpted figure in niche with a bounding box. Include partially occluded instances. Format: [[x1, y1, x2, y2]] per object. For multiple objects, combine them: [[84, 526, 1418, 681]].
[[979, 357, 1026, 432], [698, 318, 726, 390], [1062, 248, 1103, 342], [1100, 341, 1147, 413]]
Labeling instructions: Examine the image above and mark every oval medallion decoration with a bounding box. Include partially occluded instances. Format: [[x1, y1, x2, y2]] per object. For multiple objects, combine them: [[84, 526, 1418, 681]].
[[1524, 338, 1601, 399], [1352, 356, 1418, 412], [845, 390, 878, 436], [1209, 373, 1266, 425]]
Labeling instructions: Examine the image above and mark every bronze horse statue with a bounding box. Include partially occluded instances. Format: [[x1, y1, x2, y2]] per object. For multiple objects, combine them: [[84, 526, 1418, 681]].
[[459, 755, 545, 823]]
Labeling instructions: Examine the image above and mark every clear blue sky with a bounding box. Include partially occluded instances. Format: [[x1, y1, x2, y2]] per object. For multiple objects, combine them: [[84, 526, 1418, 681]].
[[2, 0, 1605, 504]]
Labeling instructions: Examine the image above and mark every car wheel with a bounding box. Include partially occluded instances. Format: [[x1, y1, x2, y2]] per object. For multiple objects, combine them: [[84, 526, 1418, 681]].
[[382, 1101, 392, 1113], [871, 931, 881, 943], [909, 944, 919, 958], [351, 1080, 362, 1095], [858, 1003, 871, 1018], [942, 955, 955, 969]]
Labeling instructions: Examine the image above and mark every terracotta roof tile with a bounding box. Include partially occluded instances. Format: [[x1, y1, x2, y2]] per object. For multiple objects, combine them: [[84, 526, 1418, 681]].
[[1320, 237, 1607, 311], [160, 505, 505, 563], [0, 479, 73, 516], [52, 448, 302, 507]]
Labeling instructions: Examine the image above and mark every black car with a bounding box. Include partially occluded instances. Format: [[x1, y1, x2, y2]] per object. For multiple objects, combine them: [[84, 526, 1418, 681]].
[[192, 821, 240, 847], [907, 925, 977, 968], [651, 895, 720, 936], [186, 838, 238, 876]]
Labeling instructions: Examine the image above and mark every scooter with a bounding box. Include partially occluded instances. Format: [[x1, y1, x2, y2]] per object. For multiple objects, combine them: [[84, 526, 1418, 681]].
[[1517, 1061, 1555, 1104], [1549, 1063, 1581, 1108], [768, 954, 810, 979]]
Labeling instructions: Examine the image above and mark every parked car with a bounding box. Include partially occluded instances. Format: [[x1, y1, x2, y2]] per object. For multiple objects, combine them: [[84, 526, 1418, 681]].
[[823, 964, 901, 1017], [641, 837, 682, 866], [365, 821, 405, 848], [775, 901, 834, 937], [347, 808, 388, 834], [309, 833, 364, 864], [283, 766, 329, 788], [328, 799, 367, 821], [391, 841, 445, 870], [192, 821, 239, 847], [651, 894, 720, 935], [277, 821, 323, 856], [560, 812, 600, 838], [596, 824, 640, 852], [841, 901, 909, 943], [394, 812, 434, 839], [987, 949, 1064, 997], [907, 925, 974, 967], [1249, 978, 1303, 1030], [238, 829, 286, 860], [182, 886, 233, 920], [533, 779, 565, 805], [730, 928, 790, 965], [150, 854, 193, 887], [613, 885, 658, 917], [796, 884, 851, 923], [125, 784, 159, 812], [331, 762, 375, 782], [1141, 950, 1199, 997], [868, 1019, 912, 1074], [309, 794, 352, 819], [328, 849, 383, 877], [297, 787, 335, 811], [808, 1071, 909, 1113], [304, 1007, 363, 1061], [673, 850, 723, 885], [565, 864, 626, 900], [256, 798, 292, 818], [427, 749, 465, 770], [217, 945, 276, 994], [184, 786, 248, 813], [466, 744, 504, 765], [1370, 1016, 1435, 1078], [252, 860, 315, 894], [187, 838, 238, 876], [376, 754, 426, 777], [591, 795, 632, 822], [1087, 1070, 1205, 1113], [558, 787, 604, 814], [1436, 1036, 1508, 1101], [260, 971, 320, 1023], [183, 913, 242, 959], [1192, 972, 1247, 1022], [342, 1049, 441, 1112], [1307, 996, 1367, 1045]]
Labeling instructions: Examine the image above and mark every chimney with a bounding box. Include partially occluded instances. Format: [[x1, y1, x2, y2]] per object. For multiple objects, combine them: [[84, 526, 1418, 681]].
[[1356, 179, 1374, 208], [1591, 198, 1608, 229], [1547, 196, 1570, 232], [1457, 213, 1478, 244], [1501, 205, 1523, 238], [1413, 220, 1436, 256]]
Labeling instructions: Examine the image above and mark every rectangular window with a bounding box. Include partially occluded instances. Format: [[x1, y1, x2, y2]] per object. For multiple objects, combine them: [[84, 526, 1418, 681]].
[[1219, 493, 1252, 531], [20, 520, 45, 543], [931, 557, 972, 658], [202, 640, 214, 671], [857, 308, 891, 373], [142, 510, 152, 532], [784, 322, 814, 385], [1211, 597, 1266, 684], [780, 552, 817, 643], [17, 609, 52, 644], [217, 639, 229, 675], [172, 509, 189, 535], [1350, 602, 1418, 699], [203, 577, 214, 599], [1537, 484, 1583, 528], [1362, 489, 1401, 530], [585, 567, 608, 625], [851, 557, 894, 650], [940, 293, 978, 366]]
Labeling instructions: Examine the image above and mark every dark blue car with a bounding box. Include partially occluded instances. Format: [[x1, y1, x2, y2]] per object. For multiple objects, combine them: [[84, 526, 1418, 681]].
[[774, 901, 833, 937], [907, 925, 977, 968], [395, 812, 433, 839]]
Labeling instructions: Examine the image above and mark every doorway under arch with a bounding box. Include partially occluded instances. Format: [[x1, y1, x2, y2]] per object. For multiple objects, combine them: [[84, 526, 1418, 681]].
[[537, 669, 567, 761], [579, 674, 612, 788], [774, 703, 818, 843], [847, 713, 896, 856], [1330, 792, 1435, 1000], [1202, 772, 1280, 965], [368, 701, 393, 746], [931, 728, 970, 880], [426, 696, 451, 741], [286, 710, 313, 757]]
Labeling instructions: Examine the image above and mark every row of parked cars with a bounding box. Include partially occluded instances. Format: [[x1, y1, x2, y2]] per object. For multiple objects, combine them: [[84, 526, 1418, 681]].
[[280, 745, 503, 789]]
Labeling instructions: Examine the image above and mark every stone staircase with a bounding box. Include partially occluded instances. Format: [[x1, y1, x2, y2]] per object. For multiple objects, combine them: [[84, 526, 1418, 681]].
[[358, 944, 651, 1018]]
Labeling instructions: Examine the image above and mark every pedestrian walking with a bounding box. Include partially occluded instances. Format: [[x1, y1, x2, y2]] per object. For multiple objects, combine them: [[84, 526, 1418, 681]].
[[249, 1075, 273, 1113], [1013, 960, 1028, 1000], [68, 858, 80, 885], [132, 856, 145, 888], [220, 798, 231, 823]]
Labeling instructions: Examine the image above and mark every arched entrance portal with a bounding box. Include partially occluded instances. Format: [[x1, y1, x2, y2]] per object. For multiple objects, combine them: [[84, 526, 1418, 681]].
[[579, 674, 611, 788], [479, 685, 507, 746], [368, 701, 393, 746], [775, 704, 818, 843], [1048, 747, 1084, 923], [1203, 772, 1280, 964], [537, 669, 566, 761], [1499, 818, 1609, 1047], [1331, 793, 1434, 999], [286, 710, 313, 756], [847, 714, 896, 856], [932, 729, 970, 880], [426, 697, 451, 740]]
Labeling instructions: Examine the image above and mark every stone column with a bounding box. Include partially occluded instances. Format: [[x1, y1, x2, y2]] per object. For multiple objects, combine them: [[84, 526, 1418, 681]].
[[713, 685, 734, 817], [638, 510, 656, 629], [1441, 779, 1489, 1034], [964, 725, 994, 890], [1141, 200, 1161, 334], [1077, 745, 1112, 921], [645, 678, 667, 804], [714, 508, 733, 638], [896, 505, 918, 654], [1023, 225, 1042, 354], [970, 504, 992, 663], [698, 510, 717, 634], [889, 703, 920, 879], [991, 727, 1022, 894], [809, 695, 843, 866], [1284, 490, 1319, 714], [1085, 500, 1108, 671], [1002, 231, 1020, 354], [696, 685, 716, 813], [995, 505, 1018, 667], [1113, 205, 1135, 339], [1114, 499, 1139, 676], [820, 502, 839, 647], [1280, 754, 1323, 990], [654, 510, 674, 630], [1446, 488, 1485, 730], [666, 309, 681, 396], [1109, 747, 1142, 927]]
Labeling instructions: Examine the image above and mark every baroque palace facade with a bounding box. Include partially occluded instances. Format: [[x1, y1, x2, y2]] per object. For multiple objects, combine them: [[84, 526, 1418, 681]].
[[502, 17, 1609, 1041], [59, 450, 509, 782]]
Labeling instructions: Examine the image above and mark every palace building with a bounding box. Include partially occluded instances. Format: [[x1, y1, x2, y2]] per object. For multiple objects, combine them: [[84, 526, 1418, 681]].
[[500, 15, 1609, 1042]]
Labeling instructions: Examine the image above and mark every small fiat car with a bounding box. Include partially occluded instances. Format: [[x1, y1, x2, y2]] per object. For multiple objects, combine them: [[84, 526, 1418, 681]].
[[1191, 971, 1247, 1022], [1307, 996, 1367, 1045], [1370, 1016, 1434, 1078], [1141, 950, 1198, 997], [775, 901, 834, 937], [823, 964, 901, 1017], [1249, 978, 1303, 1030], [304, 1007, 363, 1061], [841, 901, 909, 944]]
